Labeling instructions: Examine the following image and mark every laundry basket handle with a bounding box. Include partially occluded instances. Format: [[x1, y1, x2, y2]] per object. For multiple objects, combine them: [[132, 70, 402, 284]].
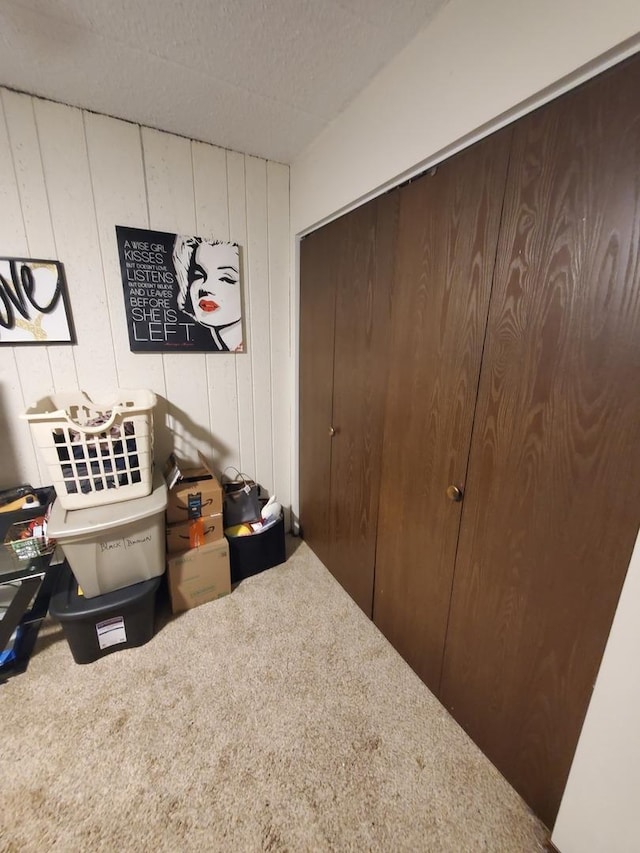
[[62, 407, 120, 435]]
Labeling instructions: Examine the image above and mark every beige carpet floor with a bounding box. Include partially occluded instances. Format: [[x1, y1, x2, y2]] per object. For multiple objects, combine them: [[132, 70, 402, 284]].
[[0, 538, 549, 852]]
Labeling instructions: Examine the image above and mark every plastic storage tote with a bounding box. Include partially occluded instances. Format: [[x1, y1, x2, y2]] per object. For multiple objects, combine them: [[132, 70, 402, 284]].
[[49, 563, 160, 664], [228, 514, 286, 584], [47, 471, 167, 598], [21, 390, 156, 510]]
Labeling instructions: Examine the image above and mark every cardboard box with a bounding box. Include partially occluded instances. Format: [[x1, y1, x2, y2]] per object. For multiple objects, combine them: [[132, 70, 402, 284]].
[[167, 538, 231, 613], [165, 453, 223, 523], [166, 513, 223, 554]]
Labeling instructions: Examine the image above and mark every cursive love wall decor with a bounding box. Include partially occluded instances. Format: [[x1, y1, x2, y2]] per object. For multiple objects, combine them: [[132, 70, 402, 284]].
[[0, 257, 75, 345]]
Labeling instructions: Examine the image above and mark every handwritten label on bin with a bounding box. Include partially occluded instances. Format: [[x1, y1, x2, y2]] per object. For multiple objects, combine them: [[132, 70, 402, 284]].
[[99, 534, 153, 554]]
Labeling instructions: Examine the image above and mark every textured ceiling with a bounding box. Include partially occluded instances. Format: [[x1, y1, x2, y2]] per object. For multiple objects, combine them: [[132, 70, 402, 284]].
[[0, 0, 449, 163]]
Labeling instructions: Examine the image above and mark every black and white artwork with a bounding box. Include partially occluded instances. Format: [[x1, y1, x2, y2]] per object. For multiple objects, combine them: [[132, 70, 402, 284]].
[[116, 226, 243, 353], [0, 257, 74, 345]]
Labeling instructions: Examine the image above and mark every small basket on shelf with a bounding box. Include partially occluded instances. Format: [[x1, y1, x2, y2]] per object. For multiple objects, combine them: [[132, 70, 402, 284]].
[[4, 517, 56, 561]]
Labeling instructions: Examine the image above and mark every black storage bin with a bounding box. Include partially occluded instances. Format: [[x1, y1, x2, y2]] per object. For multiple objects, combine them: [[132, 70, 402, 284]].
[[49, 564, 160, 664], [228, 515, 286, 584]]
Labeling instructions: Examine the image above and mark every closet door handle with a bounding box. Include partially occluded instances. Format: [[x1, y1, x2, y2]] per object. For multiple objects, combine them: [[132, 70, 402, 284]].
[[446, 485, 463, 502], [329, 426, 336, 437]]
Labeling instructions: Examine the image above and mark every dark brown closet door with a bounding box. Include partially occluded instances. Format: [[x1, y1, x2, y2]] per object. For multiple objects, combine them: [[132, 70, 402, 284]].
[[373, 130, 512, 691], [299, 195, 398, 613], [299, 220, 338, 569], [328, 193, 398, 614], [440, 54, 640, 828]]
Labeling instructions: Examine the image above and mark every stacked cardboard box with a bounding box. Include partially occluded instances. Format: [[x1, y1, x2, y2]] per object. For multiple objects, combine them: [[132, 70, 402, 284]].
[[165, 455, 231, 613]]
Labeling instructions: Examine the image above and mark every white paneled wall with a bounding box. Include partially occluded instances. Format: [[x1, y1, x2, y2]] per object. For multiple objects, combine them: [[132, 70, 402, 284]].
[[0, 88, 291, 516]]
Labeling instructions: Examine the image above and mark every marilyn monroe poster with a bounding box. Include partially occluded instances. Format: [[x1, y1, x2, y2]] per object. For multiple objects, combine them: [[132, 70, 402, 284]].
[[116, 225, 243, 353]]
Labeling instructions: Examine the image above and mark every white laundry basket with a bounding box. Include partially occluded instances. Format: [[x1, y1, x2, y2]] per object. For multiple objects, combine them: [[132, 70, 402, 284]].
[[21, 390, 156, 510]]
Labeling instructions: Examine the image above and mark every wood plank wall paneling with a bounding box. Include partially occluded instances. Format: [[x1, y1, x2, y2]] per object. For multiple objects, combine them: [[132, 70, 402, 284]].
[[267, 163, 292, 517], [1, 92, 78, 417], [0, 88, 291, 515], [227, 149, 256, 480], [35, 99, 120, 395], [84, 113, 166, 416], [142, 127, 205, 466], [192, 141, 242, 474], [0, 92, 44, 487], [245, 155, 274, 493]]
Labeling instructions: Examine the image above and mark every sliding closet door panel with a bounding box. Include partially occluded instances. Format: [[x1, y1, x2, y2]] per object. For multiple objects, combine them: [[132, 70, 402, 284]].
[[329, 194, 398, 615], [299, 223, 338, 568], [440, 54, 640, 827], [373, 130, 512, 690]]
